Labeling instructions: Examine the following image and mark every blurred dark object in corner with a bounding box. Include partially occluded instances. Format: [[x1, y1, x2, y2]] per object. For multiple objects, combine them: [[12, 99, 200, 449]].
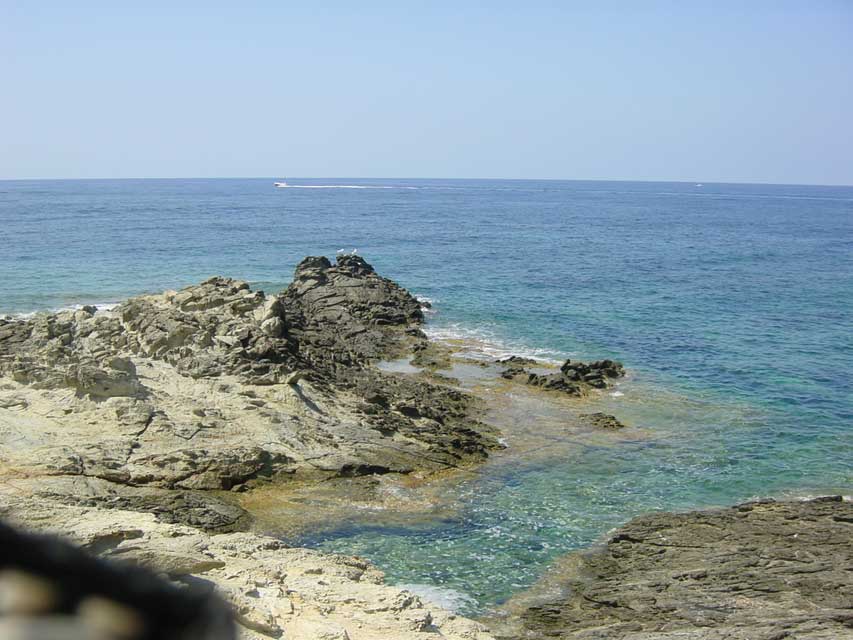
[[0, 519, 235, 640]]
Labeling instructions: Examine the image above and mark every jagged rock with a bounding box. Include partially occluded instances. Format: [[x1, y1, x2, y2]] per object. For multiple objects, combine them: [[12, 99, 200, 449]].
[[0, 256, 430, 393], [492, 497, 853, 640], [561, 357, 625, 381], [113, 276, 300, 384], [282, 255, 426, 369], [500, 357, 625, 396], [50, 489, 252, 534], [0, 256, 498, 512], [259, 316, 284, 338]]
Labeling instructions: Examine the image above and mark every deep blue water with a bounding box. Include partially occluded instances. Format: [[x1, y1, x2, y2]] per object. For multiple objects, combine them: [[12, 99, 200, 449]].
[[1, 178, 851, 611]]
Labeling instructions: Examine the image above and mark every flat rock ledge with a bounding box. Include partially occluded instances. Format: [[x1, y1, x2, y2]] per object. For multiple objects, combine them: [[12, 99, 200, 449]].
[[490, 497, 853, 640], [0, 496, 494, 640]]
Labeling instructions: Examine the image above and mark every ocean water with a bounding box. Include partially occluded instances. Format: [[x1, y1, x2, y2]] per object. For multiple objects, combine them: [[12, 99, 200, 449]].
[[1, 178, 851, 612]]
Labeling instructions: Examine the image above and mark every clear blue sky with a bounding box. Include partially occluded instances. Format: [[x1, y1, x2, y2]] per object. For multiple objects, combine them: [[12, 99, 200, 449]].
[[2, 1, 852, 184]]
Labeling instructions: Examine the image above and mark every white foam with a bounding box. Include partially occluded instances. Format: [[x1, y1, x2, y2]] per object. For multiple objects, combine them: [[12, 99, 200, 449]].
[[610, 391, 625, 397], [414, 294, 439, 315], [397, 583, 478, 613], [424, 323, 567, 365], [5, 301, 121, 320], [792, 493, 850, 502]]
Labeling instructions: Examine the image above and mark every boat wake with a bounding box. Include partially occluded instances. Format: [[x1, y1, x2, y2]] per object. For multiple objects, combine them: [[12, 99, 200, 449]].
[[275, 184, 419, 190]]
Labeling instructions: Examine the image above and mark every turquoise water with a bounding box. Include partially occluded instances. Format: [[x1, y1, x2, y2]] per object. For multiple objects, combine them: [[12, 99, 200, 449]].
[[1, 178, 851, 611]]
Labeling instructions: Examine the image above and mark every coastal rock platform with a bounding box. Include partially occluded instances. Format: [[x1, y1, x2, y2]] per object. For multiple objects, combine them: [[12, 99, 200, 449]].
[[491, 497, 853, 639]]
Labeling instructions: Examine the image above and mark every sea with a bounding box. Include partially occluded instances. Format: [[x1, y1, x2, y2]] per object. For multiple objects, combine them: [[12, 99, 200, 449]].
[[1, 177, 851, 613]]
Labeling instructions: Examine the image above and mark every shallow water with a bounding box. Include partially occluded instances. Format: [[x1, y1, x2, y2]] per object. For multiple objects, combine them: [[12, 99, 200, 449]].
[[1, 177, 851, 613], [302, 348, 849, 615]]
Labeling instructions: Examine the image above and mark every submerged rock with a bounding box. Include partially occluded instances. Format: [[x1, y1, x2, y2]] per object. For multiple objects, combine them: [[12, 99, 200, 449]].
[[579, 412, 626, 429], [491, 497, 853, 639], [410, 341, 453, 370]]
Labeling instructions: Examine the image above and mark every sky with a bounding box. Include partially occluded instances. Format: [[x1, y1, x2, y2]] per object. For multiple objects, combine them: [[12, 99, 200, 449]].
[[2, 1, 852, 184]]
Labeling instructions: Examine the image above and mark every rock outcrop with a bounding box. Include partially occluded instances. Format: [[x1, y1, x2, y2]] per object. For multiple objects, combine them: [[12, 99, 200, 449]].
[[500, 358, 625, 396], [0, 256, 424, 391], [0, 256, 498, 519], [283, 255, 426, 371], [0, 255, 504, 639], [491, 497, 853, 639], [0, 496, 494, 640]]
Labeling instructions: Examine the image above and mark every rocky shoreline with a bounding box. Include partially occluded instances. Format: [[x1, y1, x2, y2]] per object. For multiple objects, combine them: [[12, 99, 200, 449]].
[[0, 256, 500, 529], [1, 255, 505, 638], [1, 256, 849, 639], [491, 497, 853, 639]]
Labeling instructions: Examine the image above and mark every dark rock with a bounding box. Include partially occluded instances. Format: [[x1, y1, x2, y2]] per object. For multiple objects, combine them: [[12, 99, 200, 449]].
[[525, 371, 585, 395], [492, 498, 853, 640], [501, 358, 625, 396], [496, 355, 538, 366], [350, 369, 499, 466], [561, 358, 625, 379], [52, 491, 251, 534], [282, 254, 425, 367]]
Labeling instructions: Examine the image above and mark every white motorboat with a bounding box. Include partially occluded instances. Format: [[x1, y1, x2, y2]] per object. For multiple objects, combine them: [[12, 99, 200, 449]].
[[274, 180, 288, 188]]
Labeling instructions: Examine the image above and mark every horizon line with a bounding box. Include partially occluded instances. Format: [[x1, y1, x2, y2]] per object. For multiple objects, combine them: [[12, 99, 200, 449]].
[[1, 175, 851, 188]]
